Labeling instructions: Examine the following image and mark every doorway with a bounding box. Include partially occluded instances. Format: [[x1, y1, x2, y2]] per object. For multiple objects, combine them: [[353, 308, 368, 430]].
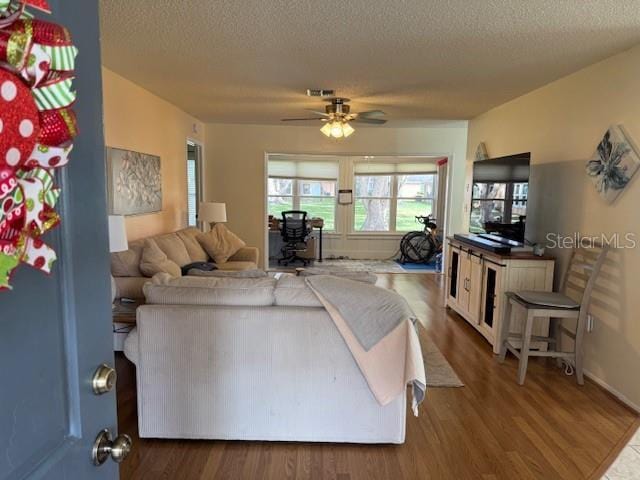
[[186, 140, 204, 228]]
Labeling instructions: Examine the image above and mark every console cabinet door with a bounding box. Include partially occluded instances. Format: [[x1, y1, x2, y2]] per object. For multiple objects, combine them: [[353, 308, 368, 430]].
[[457, 251, 470, 312], [447, 246, 461, 307], [467, 254, 484, 325], [480, 262, 503, 342]]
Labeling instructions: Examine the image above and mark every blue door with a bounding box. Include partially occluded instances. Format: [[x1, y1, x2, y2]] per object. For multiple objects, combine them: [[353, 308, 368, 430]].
[[0, 1, 122, 479]]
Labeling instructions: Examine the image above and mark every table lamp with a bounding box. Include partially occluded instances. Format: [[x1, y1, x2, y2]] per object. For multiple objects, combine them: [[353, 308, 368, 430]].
[[108, 215, 128, 304], [198, 202, 227, 230]]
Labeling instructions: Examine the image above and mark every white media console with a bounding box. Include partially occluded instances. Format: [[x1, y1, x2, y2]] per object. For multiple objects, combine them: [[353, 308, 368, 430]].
[[446, 237, 555, 354]]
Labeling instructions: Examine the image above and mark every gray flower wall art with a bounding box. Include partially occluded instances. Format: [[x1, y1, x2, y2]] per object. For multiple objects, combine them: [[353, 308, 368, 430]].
[[107, 147, 162, 215], [586, 125, 640, 203]]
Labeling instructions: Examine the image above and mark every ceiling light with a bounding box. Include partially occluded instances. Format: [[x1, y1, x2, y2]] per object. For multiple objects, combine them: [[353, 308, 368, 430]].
[[342, 122, 355, 137], [320, 122, 332, 137], [330, 122, 344, 138], [320, 120, 355, 139]]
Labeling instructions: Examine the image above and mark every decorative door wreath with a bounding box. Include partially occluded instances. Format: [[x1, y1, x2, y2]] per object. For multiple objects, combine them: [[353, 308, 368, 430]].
[[0, 0, 78, 290]]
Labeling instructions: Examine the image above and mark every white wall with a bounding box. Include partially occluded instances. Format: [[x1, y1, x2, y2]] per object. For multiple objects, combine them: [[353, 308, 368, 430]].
[[204, 123, 468, 264], [467, 44, 640, 410]]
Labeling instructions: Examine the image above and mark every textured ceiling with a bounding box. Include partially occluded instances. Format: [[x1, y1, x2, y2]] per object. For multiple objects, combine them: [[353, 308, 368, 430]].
[[100, 0, 640, 125]]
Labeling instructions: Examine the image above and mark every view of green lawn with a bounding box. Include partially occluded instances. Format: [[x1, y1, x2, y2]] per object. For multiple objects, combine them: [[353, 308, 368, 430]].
[[354, 199, 434, 231], [268, 197, 336, 230], [269, 198, 434, 232]]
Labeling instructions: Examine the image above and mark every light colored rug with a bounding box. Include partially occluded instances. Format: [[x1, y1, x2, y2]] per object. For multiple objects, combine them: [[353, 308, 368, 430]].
[[319, 259, 405, 273], [418, 327, 464, 388]]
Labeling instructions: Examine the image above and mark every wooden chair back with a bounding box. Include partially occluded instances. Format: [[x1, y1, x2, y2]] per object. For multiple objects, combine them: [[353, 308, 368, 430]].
[[560, 243, 610, 313]]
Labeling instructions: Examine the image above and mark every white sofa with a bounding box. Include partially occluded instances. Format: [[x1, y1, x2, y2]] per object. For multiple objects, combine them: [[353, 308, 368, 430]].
[[124, 275, 407, 443]]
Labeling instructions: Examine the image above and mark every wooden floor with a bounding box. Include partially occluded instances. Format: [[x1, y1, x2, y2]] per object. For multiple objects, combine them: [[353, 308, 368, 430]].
[[116, 273, 638, 479]]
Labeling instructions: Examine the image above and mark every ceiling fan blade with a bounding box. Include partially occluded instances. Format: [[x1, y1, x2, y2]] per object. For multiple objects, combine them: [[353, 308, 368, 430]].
[[305, 109, 330, 117], [353, 117, 387, 125], [281, 117, 323, 122], [357, 110, 386, 117]]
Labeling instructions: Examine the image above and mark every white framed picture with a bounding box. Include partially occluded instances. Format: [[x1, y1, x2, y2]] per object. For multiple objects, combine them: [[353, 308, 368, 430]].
[[106, 147, 162, 215]]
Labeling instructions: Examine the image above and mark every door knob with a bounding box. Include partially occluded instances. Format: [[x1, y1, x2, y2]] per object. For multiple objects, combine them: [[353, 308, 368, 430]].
[[92, 429, 132, 465], [92, 364, 117, 394]]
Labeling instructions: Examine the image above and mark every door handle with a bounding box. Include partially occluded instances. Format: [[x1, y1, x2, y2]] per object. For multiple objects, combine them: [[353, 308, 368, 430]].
[[92, 429, 132, 465]]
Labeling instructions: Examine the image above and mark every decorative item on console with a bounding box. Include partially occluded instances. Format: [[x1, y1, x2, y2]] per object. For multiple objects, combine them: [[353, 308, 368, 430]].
[[0, 0, 78, 290], [475, 142, 489, 162]]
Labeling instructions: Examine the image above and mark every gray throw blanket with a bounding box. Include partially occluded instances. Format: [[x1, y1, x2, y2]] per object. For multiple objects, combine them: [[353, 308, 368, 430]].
[[305, 275, 416, 351]]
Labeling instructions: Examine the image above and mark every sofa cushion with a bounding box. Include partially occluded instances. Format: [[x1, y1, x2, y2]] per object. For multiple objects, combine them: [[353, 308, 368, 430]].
[[177, 228, 209, 262], [214, 261, 257, 271], [114, 276, 148, 300], [143, 276, 276, 306], [140, 239, 181, 278], [110, 239, 144, 277], [187, 268, 267, 278], [152, 232, 192, 267], [274, 274, 323, 307], [197, 224, 246, 264]]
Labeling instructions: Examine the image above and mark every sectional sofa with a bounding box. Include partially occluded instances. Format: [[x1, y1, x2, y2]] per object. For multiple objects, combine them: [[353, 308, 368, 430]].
[[110, 227, 259, 299]]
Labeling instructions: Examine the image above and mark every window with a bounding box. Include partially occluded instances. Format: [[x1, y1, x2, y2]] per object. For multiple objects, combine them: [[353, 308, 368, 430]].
[[354, 175, 391, 231], [353, 161, 438, 232], [396, 174, 437, 231], [186, 142, 202, 227], [267, 159, 339, 231]]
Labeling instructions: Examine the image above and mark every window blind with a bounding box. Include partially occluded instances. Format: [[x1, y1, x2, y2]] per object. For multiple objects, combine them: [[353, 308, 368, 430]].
[[354, 160, 438, 175], [268, 160, 339, 180]]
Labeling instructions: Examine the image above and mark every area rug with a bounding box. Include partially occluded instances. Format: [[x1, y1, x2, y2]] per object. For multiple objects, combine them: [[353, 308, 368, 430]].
[[418, 326, 464, 388], [317, 259, 405, 273], [396, 260, 438, 272]]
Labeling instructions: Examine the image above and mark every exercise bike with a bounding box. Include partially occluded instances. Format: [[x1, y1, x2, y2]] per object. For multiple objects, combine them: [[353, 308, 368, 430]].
[[398, 215, 442, 265]]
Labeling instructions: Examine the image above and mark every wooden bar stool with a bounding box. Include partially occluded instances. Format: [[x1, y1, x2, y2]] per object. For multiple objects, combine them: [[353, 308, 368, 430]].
[[498, 245, 609, 385]]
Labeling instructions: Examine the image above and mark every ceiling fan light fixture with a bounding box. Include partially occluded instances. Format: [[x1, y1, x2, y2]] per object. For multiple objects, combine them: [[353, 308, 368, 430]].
[[320, 120, 355, 139], [330, 121, 344, 138], [342, 122, 355, 137]]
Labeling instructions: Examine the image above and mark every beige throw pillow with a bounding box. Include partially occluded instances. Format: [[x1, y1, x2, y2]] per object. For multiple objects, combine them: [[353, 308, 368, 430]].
[[177, 229, 209, 262], [140, 239, 181, 278], [197, 224, 246, 264], [152, 233, 192, 267], [110, 239, 144, 277]]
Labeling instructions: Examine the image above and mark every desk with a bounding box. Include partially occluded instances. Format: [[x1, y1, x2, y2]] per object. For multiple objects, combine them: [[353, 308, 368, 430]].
[[268, 219, 324, 262]]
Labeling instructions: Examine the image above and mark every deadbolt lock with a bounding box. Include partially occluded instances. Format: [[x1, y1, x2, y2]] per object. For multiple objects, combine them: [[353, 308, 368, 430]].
[[92, 364, 116, 395]]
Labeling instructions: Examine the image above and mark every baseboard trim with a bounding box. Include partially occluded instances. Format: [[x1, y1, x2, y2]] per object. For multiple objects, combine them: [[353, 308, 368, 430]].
[[584, 369, 640, 413]]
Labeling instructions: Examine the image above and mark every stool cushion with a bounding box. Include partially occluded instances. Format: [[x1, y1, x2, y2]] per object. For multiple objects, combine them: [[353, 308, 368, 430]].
[[515, 291, 580, 308]]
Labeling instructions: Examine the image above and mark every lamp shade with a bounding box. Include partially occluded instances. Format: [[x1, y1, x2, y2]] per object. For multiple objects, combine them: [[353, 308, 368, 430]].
[[108, 215, 128, 253], [199, 202, 227, 223]]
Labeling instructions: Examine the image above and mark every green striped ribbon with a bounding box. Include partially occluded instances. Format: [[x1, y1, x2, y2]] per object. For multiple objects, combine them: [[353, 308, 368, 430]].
[[42, 45, 78, 71], [0, 1, 33, 18], [17, 167, 58, 207], [33, 77, 75, 110]]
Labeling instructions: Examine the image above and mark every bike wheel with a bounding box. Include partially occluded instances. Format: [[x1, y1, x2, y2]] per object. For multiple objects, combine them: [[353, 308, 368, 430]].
[[400, 232, 435, 263]]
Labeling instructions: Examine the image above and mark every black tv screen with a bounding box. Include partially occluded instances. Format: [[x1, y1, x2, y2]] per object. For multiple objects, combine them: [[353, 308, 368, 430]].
[[470, 152, 530, 242]]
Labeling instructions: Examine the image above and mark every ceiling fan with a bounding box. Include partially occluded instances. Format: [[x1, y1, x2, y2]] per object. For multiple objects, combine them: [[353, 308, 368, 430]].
[[281, 97, 387, 138]]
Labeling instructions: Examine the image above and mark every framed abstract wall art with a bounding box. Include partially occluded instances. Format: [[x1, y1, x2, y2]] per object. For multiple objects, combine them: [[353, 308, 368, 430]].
[[107, 147, 162, 215], [586, 125, 640, 204]]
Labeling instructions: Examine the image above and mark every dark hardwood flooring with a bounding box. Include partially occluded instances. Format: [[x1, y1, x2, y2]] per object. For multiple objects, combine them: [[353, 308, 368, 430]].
[[115, 273, 638, 479]]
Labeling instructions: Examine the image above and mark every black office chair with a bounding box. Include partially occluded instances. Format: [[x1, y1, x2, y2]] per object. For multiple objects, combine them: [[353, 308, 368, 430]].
[[278, 210, 311, 266]]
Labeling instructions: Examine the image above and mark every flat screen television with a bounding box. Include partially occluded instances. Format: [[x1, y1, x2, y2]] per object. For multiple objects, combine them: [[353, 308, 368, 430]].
[[470, 152, 530, 243]]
